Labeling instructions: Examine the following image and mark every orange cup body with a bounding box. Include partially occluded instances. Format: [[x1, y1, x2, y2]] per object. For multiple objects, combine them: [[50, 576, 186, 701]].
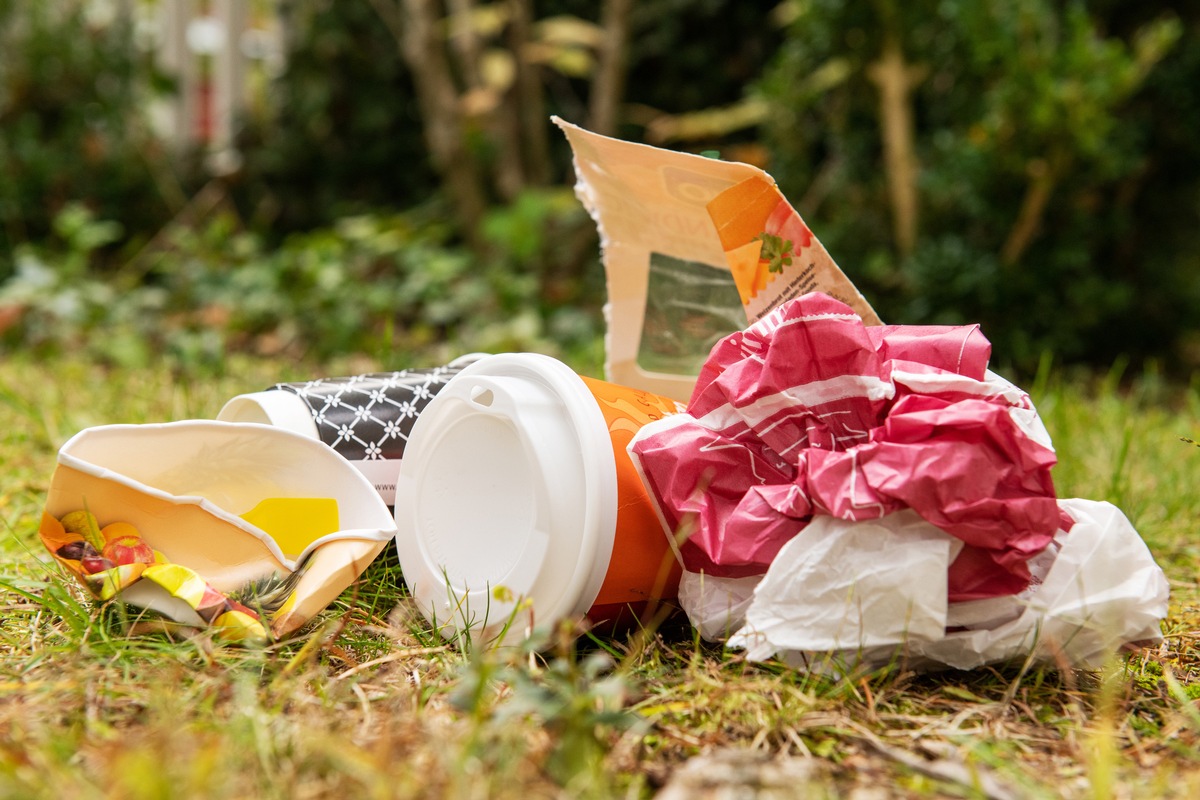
[[579, 376, 683, 621]]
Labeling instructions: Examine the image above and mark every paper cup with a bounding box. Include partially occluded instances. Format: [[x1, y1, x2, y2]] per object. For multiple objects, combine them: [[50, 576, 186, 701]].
[[394, 353, 684, 644], [217, 354, 487, 505]]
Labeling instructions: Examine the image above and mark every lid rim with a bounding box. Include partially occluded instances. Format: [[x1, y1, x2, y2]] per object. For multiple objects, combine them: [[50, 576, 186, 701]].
[[395, 353, 619, 644]]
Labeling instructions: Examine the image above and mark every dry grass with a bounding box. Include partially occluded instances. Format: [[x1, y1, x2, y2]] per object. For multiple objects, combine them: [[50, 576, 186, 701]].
[[1, 354, 1198, 798]]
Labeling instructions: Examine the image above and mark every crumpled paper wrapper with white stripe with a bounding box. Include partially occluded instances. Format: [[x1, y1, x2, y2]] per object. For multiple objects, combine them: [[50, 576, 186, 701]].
[[629, 292, 1168, 671]]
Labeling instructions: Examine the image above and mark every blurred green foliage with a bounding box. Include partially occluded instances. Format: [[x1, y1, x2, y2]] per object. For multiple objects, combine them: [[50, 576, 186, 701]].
[[757, 0, 1200, 374], [231, 0, 437, 235], [0, 0, 186, 281], [620, 0, 785, 122], [0, 0, 1197, 376], [0, 200, 600, 373], [232, 0, 782, 234]]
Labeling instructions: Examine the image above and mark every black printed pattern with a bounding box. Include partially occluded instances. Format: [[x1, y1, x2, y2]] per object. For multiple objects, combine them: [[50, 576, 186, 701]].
[[270, 356, 483, 462]]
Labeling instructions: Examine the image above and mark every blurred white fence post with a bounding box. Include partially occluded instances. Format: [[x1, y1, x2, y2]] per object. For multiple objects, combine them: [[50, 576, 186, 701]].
[[157, 0, 199, 149], [210, 0, 249, 173], [154, 0, 253, 174]]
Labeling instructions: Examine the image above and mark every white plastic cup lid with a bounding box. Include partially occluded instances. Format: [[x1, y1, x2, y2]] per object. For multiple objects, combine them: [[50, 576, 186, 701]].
[[394, 353, 619, 645]]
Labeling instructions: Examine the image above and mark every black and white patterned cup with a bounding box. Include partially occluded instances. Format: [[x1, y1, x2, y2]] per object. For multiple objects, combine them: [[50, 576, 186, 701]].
[[217, 354, 486, 505]]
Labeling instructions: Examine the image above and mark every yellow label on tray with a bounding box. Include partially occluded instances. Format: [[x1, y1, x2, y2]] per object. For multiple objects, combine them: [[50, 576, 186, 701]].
[[241, 497, 340, 558]]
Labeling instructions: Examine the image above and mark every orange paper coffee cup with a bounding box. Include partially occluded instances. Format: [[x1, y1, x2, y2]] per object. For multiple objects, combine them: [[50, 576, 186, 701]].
[[394, 353, 683, 644]]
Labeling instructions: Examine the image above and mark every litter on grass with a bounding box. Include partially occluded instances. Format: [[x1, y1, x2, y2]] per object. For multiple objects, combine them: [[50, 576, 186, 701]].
[[556, 121, 1168, 670], [34, 120, 1170, 668]]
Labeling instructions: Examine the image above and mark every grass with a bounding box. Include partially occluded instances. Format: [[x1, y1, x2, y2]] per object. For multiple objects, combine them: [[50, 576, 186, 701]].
[[1, 352, 1198, 798]]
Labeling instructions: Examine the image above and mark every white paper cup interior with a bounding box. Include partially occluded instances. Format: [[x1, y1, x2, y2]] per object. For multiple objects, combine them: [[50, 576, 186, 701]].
[[58, 422, 391, 532], [217, 391, 320, 439]]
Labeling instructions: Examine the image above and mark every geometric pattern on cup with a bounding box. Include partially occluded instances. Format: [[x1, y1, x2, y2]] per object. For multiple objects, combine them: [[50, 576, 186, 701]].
[[271, 365, 465, 462]]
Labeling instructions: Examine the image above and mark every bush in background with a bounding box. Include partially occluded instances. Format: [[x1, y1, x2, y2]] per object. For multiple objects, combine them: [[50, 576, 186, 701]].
[[756, 0, 1200, 374], [3, 0, 1199, 378], [0, 201, 600, 373], [230, 0, 437, 235], [0, 1, 186, 282]]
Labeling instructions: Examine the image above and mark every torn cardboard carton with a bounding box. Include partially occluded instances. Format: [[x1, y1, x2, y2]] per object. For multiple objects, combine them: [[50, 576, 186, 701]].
[[555, 117, 879, 402]]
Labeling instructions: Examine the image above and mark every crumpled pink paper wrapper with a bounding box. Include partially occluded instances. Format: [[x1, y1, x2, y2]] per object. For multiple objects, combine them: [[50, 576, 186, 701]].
[[628, 292, 1168, 670]]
